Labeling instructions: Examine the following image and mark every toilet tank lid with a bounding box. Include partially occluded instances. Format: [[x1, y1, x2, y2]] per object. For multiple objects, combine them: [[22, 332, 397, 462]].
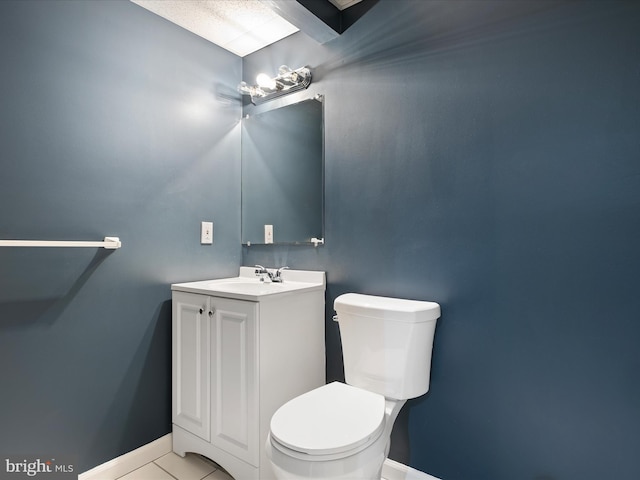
[[334, 293, 441, 323]]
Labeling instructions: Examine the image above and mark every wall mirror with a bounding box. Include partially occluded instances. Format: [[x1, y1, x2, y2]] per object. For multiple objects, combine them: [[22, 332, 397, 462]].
[[241, 96, 324, 245]]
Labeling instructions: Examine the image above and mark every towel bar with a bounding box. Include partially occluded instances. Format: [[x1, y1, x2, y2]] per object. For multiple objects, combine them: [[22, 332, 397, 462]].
[[0, 236, 121, 249]]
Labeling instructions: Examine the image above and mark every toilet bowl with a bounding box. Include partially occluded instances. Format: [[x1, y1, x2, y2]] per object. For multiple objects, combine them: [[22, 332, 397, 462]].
[[266, 293, 441, 480], [266, 382, 405, 480]]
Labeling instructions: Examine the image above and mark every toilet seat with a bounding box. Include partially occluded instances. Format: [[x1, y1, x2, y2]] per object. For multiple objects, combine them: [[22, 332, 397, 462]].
[[270, 382, 386, 459]]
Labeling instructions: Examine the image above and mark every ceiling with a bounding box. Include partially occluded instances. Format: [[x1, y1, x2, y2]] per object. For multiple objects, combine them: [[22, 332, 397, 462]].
[[131, 0, 364, 57], [328, 0, 364, 9]]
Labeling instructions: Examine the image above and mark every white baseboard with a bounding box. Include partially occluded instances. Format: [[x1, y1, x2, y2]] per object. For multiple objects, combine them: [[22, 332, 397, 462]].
[[78, 433, 439, 480], [78, 433, 172, 480], [382, 458, 441, 480]]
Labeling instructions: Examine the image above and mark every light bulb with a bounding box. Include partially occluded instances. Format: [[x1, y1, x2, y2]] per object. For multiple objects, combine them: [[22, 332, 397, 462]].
[[278, 65, 293, 76], [256, 73, 276, 90]]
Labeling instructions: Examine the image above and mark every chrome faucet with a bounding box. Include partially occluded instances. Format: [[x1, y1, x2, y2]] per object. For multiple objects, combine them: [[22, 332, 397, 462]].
[[273, 266, 289, 283], [254, 265, 289, 283], [254, 265, 271, 282]]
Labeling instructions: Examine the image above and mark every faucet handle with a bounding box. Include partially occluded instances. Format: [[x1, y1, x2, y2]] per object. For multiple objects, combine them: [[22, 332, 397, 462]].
[[254, 265, 273, 282], [272, 266, 289, 282]]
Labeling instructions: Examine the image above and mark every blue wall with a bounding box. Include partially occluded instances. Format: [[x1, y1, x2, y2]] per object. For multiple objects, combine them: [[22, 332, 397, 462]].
[[1, 0, 639, 478], [243, 1, 640, 478], [0, 0, 241, 472]]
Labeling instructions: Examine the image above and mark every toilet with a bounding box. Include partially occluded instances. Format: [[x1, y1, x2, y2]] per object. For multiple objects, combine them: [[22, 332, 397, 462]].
[[266, 293, 441, 480]]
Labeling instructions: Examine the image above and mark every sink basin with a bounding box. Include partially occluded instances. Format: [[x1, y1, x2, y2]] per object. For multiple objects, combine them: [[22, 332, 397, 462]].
[[171, 267, 325, 301], [206, 281, 287, 295]]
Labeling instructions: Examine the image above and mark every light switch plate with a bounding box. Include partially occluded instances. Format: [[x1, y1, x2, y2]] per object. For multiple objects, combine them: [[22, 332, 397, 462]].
[[201, 221, 213, 244], [264, 224, 273, 244]]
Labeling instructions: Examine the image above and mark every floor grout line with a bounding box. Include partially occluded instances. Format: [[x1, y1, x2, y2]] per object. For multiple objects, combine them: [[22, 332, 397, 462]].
[[152, 460, 180, 480]]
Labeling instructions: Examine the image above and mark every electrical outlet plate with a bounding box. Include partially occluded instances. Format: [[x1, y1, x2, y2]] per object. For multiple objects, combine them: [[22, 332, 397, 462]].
[[201, 221, 213, 244]]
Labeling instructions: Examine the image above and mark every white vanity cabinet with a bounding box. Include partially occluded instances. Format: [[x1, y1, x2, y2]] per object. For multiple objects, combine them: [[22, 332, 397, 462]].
[[171, 268, 325, 480], [173, 293, 259, 464]]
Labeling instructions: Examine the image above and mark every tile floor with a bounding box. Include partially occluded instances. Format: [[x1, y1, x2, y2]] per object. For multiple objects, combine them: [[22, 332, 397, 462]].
[[115, 450, 394, 480], [117, 452, 233, 480]]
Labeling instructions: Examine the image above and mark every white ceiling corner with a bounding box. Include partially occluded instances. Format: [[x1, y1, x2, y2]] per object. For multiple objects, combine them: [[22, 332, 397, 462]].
[[131, 0, 299, 57]]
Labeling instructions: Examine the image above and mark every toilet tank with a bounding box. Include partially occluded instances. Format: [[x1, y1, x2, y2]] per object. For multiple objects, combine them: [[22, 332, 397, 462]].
[[334, 293, 441, 400]]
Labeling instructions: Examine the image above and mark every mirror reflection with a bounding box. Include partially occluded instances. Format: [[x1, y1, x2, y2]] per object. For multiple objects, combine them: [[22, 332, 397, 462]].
[[241, 97, 324, 245]]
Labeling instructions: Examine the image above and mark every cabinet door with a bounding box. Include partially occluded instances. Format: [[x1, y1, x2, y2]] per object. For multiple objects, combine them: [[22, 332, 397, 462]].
[[172, 292, 210, 442], [210, 297, 259, 467]]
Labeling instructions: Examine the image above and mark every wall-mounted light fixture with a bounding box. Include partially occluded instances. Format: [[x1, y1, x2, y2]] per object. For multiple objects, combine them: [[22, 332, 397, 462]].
[[238, 65, 312, 104]]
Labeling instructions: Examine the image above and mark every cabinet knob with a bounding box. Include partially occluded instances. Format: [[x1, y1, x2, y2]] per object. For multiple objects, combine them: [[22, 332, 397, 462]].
[[208, 310, 214, 317], [199, 308, 204, 314]]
